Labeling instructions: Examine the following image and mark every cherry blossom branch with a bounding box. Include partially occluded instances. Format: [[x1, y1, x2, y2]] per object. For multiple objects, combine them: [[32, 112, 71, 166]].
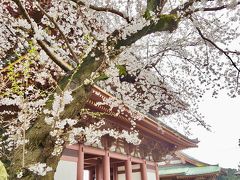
[[5, 24, 29, 52], [198, 2, 240, 12], [171, 0, 240, 16], [12, 0, 73, 72], [12, 0, 33, 26], [187, 110, 211, 130], [37, 41, 74, 72], [194, 24, 240, 90], [236, 71, 240, 91], [0, 53, 28, 73], [113, 16, 179, 50], [226, 50, 240, 55], [195, 26, 240, 73], [35, 1, 79, 64], [170, 0, 199, 14], [71, 0, 131, 23]]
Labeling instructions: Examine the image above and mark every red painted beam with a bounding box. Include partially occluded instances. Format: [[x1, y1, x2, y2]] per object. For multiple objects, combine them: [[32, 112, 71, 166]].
[[84, 146, 105, 156], [110, 152, 128, 161], [61, 155, 78, 162]]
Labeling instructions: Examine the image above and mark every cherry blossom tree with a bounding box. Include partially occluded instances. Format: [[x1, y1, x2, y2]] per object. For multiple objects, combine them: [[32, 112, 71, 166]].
[[0, 0, 240, 179]]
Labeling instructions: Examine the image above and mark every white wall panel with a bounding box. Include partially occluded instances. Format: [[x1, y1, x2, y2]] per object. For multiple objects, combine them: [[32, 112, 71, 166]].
[[55, 160, 77, 180], [147, 169, 156, 180]]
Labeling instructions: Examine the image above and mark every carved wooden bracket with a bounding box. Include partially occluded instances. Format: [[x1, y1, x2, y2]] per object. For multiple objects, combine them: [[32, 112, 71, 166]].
[[139, 143, 151, 159], [152, 148, 161, 162], [74, 133, 86, 144], [101, 134, 115, 150], [123, 142, 135, 155]]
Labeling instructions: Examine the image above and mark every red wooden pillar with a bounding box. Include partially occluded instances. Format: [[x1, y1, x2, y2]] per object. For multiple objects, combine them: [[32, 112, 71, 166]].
[[77, 144, 84, 180], [155, 163, 159, 180], [89, 169, 94, 180], [125, 157, 133, 180], [113, 165, 118, 180], [103, 150, 111, 180], [140, 161, 147, 180], [96, 158, 103, 180]]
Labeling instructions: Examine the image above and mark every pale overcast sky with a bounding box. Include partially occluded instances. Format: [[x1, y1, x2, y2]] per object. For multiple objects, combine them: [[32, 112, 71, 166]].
[[184, 92, 240, 169]]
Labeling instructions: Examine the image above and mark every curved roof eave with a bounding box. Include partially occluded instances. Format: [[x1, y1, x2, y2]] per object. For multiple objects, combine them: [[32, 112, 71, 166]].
[[92, 85, 198, 149]]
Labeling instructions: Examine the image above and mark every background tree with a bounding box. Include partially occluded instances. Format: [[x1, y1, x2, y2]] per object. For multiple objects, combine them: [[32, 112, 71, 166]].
[[0, 0, 240, 179], [217, 168, 240, 180]]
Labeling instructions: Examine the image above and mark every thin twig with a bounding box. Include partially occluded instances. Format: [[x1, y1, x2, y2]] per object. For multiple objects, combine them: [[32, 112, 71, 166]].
[[37, 41, 74, 72], [12, 0, 34, 28], [5, 24, 29, 52], [226, 50, 240, 55]]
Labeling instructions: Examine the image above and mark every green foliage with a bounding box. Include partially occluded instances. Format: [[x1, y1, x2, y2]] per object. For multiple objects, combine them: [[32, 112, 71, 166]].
[[0, 161, 8, 180], [80, 109, 106, 119], [83, 33, 93, 43], [217, 168, 239, 180], [143, 10, 154, 20], [156, 14, 179, 31], [28, 41, 37, 54], [116, 65, 127, 77], [146, 0, 160, 12], [3, 41, 36, 96], [159, 14, 178, 22], [94, 73, 109, 81], [7, 62, 23, 96]]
